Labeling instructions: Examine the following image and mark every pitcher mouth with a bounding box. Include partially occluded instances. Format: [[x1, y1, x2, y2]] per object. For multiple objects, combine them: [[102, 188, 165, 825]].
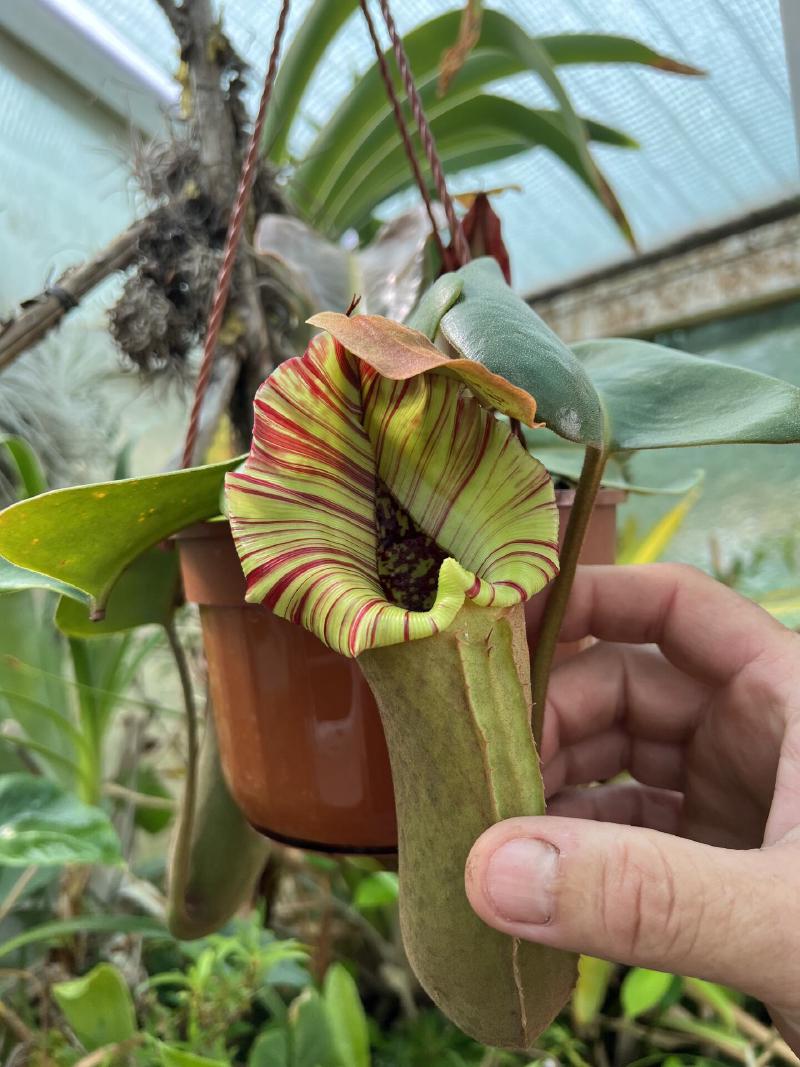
[[226, 324, 559, 659]]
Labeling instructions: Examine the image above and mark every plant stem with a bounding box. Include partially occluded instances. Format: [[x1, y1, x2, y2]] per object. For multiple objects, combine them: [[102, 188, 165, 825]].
[[164, 619, 199, 925], [684, 979, 799, 1066], [0, 868, 36, 926], [532, 444, 607, 743], [102, 781, 176, 810]]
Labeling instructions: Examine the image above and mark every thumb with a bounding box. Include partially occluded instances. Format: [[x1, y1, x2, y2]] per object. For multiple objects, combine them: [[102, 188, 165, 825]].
[[465, 816, 800, 1007]]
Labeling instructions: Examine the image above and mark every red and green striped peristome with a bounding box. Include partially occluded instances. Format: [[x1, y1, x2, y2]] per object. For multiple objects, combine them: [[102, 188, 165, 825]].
[[225, 314, 559, 658]]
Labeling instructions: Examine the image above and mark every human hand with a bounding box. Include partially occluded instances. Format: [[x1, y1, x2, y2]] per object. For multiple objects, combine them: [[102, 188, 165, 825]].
[[464, 564, 800, 1051]]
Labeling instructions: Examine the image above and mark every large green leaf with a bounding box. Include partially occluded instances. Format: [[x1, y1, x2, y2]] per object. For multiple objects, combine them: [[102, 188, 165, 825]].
[[55, 546, 180, 637], [0, 457, 239, 615], [0, 773, 121, 867], [320, 97, 636, 236], [294, 10, 636, 239], [438, 258, 605, 445], [438, 260, 800, 452], [573, 338, 800, 450], [53, 963, 136, 1051]]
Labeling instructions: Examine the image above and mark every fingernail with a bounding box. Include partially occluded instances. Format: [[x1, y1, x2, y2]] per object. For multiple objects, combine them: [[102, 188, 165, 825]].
[[484, 838, 559, 924]]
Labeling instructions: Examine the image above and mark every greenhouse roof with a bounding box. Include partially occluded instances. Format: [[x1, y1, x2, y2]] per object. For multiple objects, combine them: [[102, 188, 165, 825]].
[[7, 0, 799, 294]]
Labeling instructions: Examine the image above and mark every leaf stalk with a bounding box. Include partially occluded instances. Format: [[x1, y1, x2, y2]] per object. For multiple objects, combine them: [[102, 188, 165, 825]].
[[532, 443, 607, 743]]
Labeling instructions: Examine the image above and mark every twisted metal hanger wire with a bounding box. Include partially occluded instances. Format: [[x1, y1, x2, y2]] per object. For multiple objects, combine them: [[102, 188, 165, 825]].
[[373, 0, 472, 268]]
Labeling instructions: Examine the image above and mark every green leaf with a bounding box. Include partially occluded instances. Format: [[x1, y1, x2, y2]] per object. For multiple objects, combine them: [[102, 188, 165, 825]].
[[248, 1030, 290, 1067], [295, 10, 634, 240], [290, 988, 337, 1067], [406, 275, 463, 338], [353, 871, 399, 910], [0, 731, 82, 778], [55, 546, 180, 636], [439, 262, 800, 453], [573, 338, 800, 451], [320, 96, 636, 235], [159, 1046, 228, 1067], [0, 912, 167, 960], [0, 457, 239, 616], [52, 963, 136, 1051], [0, 556, 83, 599], [323, 964, 370, 1067], [620, 967, 674, 1018], [540, 33, 704, 76], [439, 258, 605, 445], [0, 690, 88, 755], [263, 0, 357, 162], [571, 956, 615, 1029], [617, 487, 702, 565], [0, 435, 48, 498], [0, 773, 122, 866], [756, 588, 800, 630]]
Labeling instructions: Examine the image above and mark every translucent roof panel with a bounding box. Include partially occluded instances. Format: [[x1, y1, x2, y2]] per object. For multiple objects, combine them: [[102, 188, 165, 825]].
[[86, 0, 798, 293]]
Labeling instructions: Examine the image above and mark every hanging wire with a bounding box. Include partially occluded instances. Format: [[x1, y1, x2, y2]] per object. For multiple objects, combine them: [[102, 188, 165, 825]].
[[374, 0, 472, 268], [358, 0, 450, 268], [181, 0, 291, 469]]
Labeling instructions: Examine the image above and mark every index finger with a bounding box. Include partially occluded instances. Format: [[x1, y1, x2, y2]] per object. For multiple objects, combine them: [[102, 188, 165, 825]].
[[537, 563, 791, 686]]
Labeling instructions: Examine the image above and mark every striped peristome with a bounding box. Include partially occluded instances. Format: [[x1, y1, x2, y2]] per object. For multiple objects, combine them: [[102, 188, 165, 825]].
[[225, 328, 558, 658]]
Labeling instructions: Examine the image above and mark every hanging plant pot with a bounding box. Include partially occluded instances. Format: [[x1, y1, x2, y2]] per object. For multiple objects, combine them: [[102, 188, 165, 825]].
[[175, 488, 624, 854]]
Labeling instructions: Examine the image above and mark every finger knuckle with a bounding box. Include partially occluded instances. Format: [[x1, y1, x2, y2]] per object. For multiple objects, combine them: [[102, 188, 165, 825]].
[[598, 836, 683, 962], [652, 561, 703, 586]]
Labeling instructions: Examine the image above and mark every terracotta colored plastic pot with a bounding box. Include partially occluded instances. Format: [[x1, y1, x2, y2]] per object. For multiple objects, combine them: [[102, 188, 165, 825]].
[[176, 489, 624, 853]]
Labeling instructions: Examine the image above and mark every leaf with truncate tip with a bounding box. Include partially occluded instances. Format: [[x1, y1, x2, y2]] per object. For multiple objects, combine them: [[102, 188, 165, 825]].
[[308, 311, 539, 426]]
